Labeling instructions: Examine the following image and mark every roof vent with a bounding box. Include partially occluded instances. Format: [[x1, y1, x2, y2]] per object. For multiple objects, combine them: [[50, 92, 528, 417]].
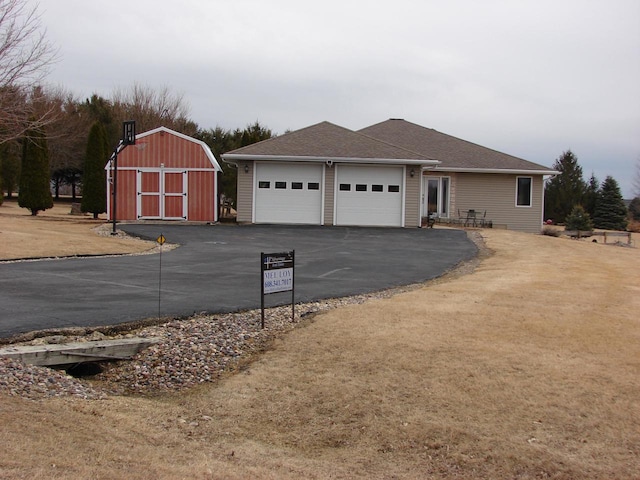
[[390, 118, 404, 121]]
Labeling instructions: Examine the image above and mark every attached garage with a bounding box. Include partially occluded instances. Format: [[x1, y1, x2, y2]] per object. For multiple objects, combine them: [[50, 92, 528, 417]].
[[254, 163, 324, 224], [106, 127, 222, 222], [222, 121, 436, 228], [335, 164, 404, 227]]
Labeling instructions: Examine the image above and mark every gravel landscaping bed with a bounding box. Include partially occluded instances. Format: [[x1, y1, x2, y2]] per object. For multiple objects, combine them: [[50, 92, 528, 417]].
[[0, 292, 418, 400]]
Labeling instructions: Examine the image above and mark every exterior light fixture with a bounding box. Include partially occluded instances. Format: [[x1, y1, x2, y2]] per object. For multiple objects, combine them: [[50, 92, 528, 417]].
[[410, 168, 415, 177], [244, 164, 249, 173]]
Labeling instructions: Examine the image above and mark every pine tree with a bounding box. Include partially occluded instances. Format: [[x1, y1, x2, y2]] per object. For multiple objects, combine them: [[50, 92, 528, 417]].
[[544, 150, 586, 224], [565, 205, 593, 231], [629, 197, 640, 221], [18, 128, 53, 215], [584, 173, 599, 219], [81, 122, 108, 218], [593, 176, 628, 230]]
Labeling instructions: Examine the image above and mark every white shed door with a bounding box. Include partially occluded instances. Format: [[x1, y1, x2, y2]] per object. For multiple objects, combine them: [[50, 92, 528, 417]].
[[335, 165, 404, 227], [254, 163, 323, 224]]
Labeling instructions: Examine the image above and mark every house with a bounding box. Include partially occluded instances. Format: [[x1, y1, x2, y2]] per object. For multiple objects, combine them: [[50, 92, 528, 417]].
[[106, 127, 222, 222], [222, 120, 557, 233]]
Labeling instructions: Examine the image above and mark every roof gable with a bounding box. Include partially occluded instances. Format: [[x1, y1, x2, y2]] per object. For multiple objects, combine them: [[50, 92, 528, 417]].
[[359, 119, 555, 173], [131, 126, 222, 171], [223, 121, 436, 163]]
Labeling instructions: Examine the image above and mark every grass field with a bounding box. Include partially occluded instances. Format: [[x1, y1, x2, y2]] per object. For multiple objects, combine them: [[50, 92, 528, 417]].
[[1, 201, 639, 479]]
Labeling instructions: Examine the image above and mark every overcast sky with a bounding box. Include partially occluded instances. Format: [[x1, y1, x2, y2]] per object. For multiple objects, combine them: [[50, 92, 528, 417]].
[[35, 0, 640, 197]]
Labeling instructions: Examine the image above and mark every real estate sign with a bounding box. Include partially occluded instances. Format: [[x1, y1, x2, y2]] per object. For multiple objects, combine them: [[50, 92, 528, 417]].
[[261, 251, 295, 328]]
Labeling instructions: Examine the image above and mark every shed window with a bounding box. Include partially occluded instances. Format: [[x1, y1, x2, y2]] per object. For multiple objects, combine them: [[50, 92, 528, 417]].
[[339, 184, 351, 191], [258, 181, 270, 189], [275, 181, 287, 189], [291, 182, 303, 190], [308, 182, 320, 190], [356, 184, 367, 192], [372, 184, 383, 192], [388, 185, 400, 193], [516, 177, 532, 207]]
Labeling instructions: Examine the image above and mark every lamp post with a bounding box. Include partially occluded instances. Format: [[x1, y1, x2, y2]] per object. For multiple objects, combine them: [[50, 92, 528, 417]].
[[111, 121, 136, 235]]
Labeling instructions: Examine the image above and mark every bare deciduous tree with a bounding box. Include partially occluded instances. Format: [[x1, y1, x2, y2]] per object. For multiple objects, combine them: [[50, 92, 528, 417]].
[[0, 0, 58, 144], [111, 83, 195, 137]]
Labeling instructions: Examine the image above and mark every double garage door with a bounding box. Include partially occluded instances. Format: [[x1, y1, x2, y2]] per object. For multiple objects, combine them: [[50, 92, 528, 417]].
[[138, 170, 187, 220], [254, 163, 404, 227]]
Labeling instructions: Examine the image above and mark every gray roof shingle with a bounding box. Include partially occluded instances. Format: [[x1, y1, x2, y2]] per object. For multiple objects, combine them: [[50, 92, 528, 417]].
[[223, 121, 435, 162], [359, 119, 555, 172]]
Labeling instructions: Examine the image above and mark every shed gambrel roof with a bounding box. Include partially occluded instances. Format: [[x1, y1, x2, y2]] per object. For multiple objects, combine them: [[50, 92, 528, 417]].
[[133, 126, 223, 171], [223, 121, 439, 165], [359, 119, 556, 174]]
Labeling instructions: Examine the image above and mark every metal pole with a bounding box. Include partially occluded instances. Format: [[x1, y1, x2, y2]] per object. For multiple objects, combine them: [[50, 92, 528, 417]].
[[291, 250, 295, 322], [111, 151, 118, 234], [158, 239, 162, 320], [261, 252, 265, 329]]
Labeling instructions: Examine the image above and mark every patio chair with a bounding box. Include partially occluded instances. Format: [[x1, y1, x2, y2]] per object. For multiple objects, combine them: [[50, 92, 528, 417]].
[[464, 209, 477, 227]]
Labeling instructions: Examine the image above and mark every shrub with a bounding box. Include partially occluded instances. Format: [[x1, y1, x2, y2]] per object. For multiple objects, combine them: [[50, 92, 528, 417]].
[[564, 205, 593, 232]]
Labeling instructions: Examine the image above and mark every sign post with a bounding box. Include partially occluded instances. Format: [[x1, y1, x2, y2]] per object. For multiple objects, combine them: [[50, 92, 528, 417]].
[[261, 250, 295, 329], [157, 234, 166, 320]]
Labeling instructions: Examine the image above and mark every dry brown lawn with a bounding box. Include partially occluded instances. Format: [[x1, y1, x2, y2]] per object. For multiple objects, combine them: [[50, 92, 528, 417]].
[[1, 200, 639, 479], [0, 200, 156, 260]]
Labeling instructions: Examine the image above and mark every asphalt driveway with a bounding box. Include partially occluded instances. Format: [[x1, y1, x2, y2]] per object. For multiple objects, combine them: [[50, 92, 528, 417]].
[[0, 225, 477, 338]]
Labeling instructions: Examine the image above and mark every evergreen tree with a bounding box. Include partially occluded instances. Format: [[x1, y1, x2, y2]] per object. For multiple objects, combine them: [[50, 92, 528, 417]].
[[81, 122, 108, 218], [0, 141, 21, 199], [544, 150, 586, 224], [584, 173, 599, 218], [196, 121, 273, 208], [564, 204, 593, 231], [18, 128, 53, 215], [593, 176, 628, 230], [629, 197, 640, 221]]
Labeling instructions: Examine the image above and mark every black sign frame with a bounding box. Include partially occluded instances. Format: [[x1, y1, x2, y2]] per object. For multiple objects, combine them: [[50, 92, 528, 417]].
[[261, 251, 295, 329]]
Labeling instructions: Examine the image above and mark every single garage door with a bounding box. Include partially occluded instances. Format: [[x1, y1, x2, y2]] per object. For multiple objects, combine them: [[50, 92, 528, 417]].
[[335, 165, 404, 227], [255, 163, 323, 224]]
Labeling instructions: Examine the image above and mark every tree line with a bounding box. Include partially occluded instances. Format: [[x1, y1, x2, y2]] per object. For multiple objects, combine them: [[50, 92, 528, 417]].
[[544, 150, 638, 231], [0, 83, 273, 215]]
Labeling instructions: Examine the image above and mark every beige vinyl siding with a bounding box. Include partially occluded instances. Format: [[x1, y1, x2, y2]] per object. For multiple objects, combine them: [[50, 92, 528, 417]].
[[324, 165, 335, 226], [236, 161, 254, 223], [454, 173, 544, 233], [405, 166, 421, 227]]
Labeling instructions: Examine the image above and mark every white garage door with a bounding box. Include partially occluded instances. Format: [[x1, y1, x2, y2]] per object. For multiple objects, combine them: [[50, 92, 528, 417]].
[[255, 163, 323, 224], [335, 165, 404, 227]]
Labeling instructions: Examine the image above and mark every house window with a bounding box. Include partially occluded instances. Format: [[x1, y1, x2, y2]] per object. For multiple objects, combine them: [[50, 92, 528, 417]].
[[356, 184, 367, 192], [388, 185, 400, 193], [308, 182, 320, 190], [275, 181, 287, 189], [516, 177, 532, 207], [291, 182, 303, 190], [258, 181, 270, 189], [372, 184, 383, 192], [339, 184, 351, 191]]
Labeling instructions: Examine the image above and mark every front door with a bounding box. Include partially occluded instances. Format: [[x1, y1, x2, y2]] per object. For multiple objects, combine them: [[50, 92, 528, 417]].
[[422, 176, 450, 218]]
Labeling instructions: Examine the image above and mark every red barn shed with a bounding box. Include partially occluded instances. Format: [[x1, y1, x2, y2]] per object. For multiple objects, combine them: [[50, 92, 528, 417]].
[[106, 127, 222, 222]]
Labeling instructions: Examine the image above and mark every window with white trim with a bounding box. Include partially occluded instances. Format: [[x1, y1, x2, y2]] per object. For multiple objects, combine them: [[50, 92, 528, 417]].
[[516, 177, 532, 207]]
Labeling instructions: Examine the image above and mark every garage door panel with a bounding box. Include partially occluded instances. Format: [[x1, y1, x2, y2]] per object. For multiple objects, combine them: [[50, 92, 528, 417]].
[[255, 164, 323, 224], [336, 165, 403, 227]]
